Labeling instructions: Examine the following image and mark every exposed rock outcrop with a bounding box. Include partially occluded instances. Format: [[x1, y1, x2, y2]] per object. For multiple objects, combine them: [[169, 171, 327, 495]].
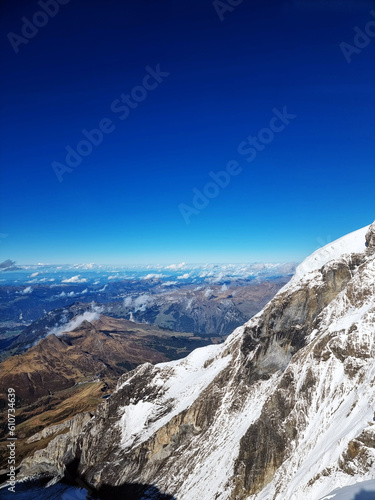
[[365, 221, 375, 253], [26, 418, 73, 445]]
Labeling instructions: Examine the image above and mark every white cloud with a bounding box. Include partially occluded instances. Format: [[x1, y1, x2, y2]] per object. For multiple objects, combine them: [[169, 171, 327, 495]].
[[133, 294, 153, 312], [57, 291, 75, 298], [47, 305, 103, 337], [108, 275, 119, 280], [210, 272, 224, 283], [123, 296, 132, 307], [56, 288, 87, 298], [161, 281, 177, 286], [73, 263, 95, 269], [62, 275, 87, 283], [177, 273, 190, 280], [165, 262, 186, 270], [30, 272, 39, 278], [19, 286, 33, 295], [142, 273, 165, 280]]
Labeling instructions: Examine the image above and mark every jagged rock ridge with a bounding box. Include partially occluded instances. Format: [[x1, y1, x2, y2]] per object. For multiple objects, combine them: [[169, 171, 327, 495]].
[[18, 222, 375, 500]]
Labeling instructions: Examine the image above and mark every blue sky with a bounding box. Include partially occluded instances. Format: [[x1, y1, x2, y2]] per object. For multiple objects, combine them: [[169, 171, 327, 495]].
[[1, 0, 374, 264]]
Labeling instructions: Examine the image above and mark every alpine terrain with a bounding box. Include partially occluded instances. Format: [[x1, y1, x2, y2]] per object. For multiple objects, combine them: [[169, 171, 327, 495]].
[[17, 221, 375, 499]]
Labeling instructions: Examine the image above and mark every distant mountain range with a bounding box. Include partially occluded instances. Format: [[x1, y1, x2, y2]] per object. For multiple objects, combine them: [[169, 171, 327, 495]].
[[0, 260, 20, 272], [0, 278, 290, 360]]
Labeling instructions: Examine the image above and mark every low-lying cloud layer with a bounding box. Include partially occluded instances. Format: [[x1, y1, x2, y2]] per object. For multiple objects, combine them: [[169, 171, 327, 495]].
[[47, 305, 103, 337], [62, 275, 87, 283]]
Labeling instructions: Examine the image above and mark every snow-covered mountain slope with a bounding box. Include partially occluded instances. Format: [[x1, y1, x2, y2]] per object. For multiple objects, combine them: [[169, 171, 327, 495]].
[[290, 224, 369, 285], [19, 221, 375, 500]]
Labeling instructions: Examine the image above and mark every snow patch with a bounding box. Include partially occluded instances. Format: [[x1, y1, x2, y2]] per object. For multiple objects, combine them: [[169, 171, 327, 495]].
[[117, 343, 232, 451], [291, 225, 369, 285]]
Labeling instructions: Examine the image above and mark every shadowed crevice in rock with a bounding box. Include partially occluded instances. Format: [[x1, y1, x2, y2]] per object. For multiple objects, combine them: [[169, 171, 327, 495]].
[[63, 458, 176, 500]]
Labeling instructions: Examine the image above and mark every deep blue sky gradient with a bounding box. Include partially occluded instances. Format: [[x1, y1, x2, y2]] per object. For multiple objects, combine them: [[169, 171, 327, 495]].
[[1, 0, 375, 264]]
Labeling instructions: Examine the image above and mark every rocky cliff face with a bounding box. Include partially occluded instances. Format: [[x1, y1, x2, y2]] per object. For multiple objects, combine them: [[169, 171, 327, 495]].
[[0, 316, 213, 472], [18, 222, 375, 500]]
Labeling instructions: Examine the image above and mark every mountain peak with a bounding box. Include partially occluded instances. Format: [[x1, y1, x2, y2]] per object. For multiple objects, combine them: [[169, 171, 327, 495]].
[[289, 223, 371, 286]]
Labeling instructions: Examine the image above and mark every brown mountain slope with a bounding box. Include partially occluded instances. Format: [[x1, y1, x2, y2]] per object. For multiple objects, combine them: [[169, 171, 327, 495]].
[[0, 315, 210, 469]]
